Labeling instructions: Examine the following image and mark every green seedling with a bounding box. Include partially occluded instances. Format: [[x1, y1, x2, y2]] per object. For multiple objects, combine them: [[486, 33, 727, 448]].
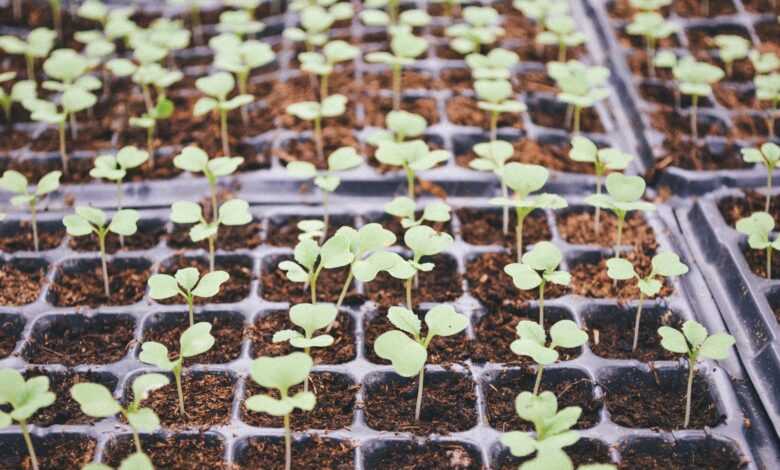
[[226, 0, 263, 16], [246, 353, 316, 470], [491, 163, 567, 258], [397, 225, 454, 309], [755, 73, 780, 139], [0, 369, 55, 470], [375, 305, 468, 420], [736, 211, 780, 279], [629, 0, 671, 10], [367, 109, 427, 147], [0, 72, 36, 124], [500, 390, 582, 470], [90, 146, 149, 212], [48, 0, 62, 38], [547, 60, 610, 134], [297, 219, 327, 241], [300, 40, 359, 100], [144, 18, 194, 60], [170, 198, 251, 271], [446, 6, 504, 55], [658, 320, 735, 428], [0, 170, 60, 252], [103, 7, 139, 45], [82, 452, 153, 470], [286, 94, 348, 163], [279, 231, 355, 303], [375, 139, 450, 199], [168, 0, 209, 44], [466, 48, 520, 80], [673, 57, 724, 142], [750, 50, 780, 75], [139, 322, 215, 415], [741, 143, 780, 212], [385, 197, 451, 229], [148, 267, 230, 326], [505, 241, 571, 324], [63, 207, 140, 298], [626, 12, 676, 77], [606, 251, 689, 351], [287, 146, 362, 235], [360, 0, 429, 31], [569, 136, 635, 233], [0, 27, 56, 80], [217, 9, 265, 38], [470, 140, 515, 234], [475, 78, 526, 142], [71, 374, 169, 455], [194, 72, 254, 157], [365, 32, 428, 110], [77, 0, 109, 26], [285, 5, 343, 51], [536, 15, 585, 62], [585, 173, 655, 257], [714, 35, 750, 78]]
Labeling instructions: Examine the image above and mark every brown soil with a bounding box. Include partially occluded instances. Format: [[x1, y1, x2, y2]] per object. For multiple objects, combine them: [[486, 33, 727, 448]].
[[241, 371, 358, 430], [139, 372, 235, 429], [260, 256, 356, 304], [363, 372, 478, 435], [656, 139, 749, 172], [439, 67, 474, 93], [497, 439, 613, 470], [24, 314, 135, 365], [557, 210, 656, 249], [455, 137, 594, 174], [458, 208, 546, 247], [570, 252, 674, 300], [168, 220, 263, 251], [484, 369, 601, 432], [0, 262, 45, 305], [527, 100, 605, 133], [732, 113, 776, 139], [50, 260, 149, 307], [585, 307, 683, 361], [0, 433, 95, 470], [276, 126, 359, 170], [717, 191, 780, 227], [366, 441, 483, 470], [743, 0, 780, 14], [363, 70, 436, 92], [27, 370, 116, 426], [603, 368, 725, 429], [0, 315, 22, 358], [104, 434, 227, 470], [650, 110, 728, 138], [362, 96, 440, 127], [713, 83, 756, 110], [0, 222, 64, 252], [142, 312, 244, 365], [446, 95, 523, 129], [687, 24, 749, 52], [249, 310, 356, 364], [741, 245, 780, 279], [159, 256, 252, 303], [265, 215, 355, 247], [364, 254, 463, 307], [366, 211, 451, 241], [363, 309, 471, 365], [69, 220, 165, 253], [617, 437, 747, 469], [235, 436, 354, 470], [673, 0, 737, 16]]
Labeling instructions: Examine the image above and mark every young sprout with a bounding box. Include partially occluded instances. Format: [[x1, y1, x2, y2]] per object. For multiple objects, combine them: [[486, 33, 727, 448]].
[[279, 232, 354, 303], [0, 369, 55, 470], [226, 0, 263, 16], [513, 0, 570, 31], [658, 320, 735, 428], [741, 143, 780, 212], [714, 35, 750, 79], [148, 268, 230, 326], [287, 146, 362, 235], [168, 0, 209, 44], [286, 94, 348, 163], [384, 197, 451, 229], [217, 9, 265, 39], [194, 72, 254, 157], [284, 5, 336, 51], [606, 251, 689, 351], [246, 353, 316, 470], [63, 207, 140, 298], [90, 146, 150, 211], [470, 141, 515, 234], [466, 48, 520, 81], [625, 12, 676, 78], [375, 139, 450, 199], [71, 374, 169, 455], [367, 110, 427, 147], [139, 322, 215, 415], [446, 6, 504, 55], [297, 219, 327, 241], [750, 50, 780, 76], [547, 60, 610, 134], [585, 173, 655, 257], [500, 390, 582, 470], [490, 163, 568, 258], [736, 211, 780, 279], [672, 57, 724, 142], [77, 0, 109, 26], [629, 0, 672, 10], [512, 320, 587, 394], [365, 32, 429, 110], [398, 225, 454, 309], [536, 15, 586, 62], [300, 40, 360, 100], [505, 241, 571, 324], [474, 78, 526, 142], [375, 305, 468, 421], [0, 72, 36, 124], [360, 0, 429, 31], [0, 27, 57, 80], [0, 170, 61, 252], [569, 136, 635, 233], [755, 73, 780, 139], [82, 452, 153, 470]]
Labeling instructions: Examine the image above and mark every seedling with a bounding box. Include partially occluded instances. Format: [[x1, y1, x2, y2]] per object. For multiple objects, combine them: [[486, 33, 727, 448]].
[[139, 322, 215, 415], [367, 109, 427, 147], [0, 72, 36, 124], [297, 219, 326, 241], [360, 0, 429, 31], [90, 146, 150, 211], [375, 139, 450, 199], [672, 57, 724, 142], [585, 173, 655, 257], [750, 50, 780, 75], [77, 0, 109, 26], [658, 321, 735, 427], [147, 267, 230, 326], [83, 452, 153, 470], [0, 27, 57, 80], [0, 369, 55, 470], [512, 320, 587, 394], [168, 0, 209, 44], [491, 163, 567, 258], [279, 232, 354, 303], [606, 251, 689, 351], [625, 12, 676, 77], [714, 35, 750, 78], [194, 72, 254, 157], [474, 78, 526, 142], [385, 197, 451, 229], [736, 211, 780, 279], [741, 143, 780, 212], [629, 0, 672, 10], [547, 60, 610, 134], [755, 72, 780, 139], [395, 225, 454, 309], [500, 390, 582, 470], [513, 0, 569, 30], [287, 146, 362, 235], [217, 9, 265, 38], [300, 40, 359, 100], [48, 0, 63, 38], [470, 140, 515, 234], [365, 32, 429, 110], [536, 15, 585, 62], [286, 94, 348, 162], [63, 207, 140, 298], [170, 198, 251, 271], [446, 6, 504, 55], [0, 170, 61, 252], [71, 374, 169, 454], [374, 305, 468, 420], [284, 5, 343, 51], [505, 241, 571, 324], [246, 353, 316, 470], [466, 48, 520, 81], [569, 136, 635, 233]]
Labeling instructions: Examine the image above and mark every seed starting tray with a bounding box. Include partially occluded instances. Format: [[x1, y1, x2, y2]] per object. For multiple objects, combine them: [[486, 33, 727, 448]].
[[586, 0, 780, 197]]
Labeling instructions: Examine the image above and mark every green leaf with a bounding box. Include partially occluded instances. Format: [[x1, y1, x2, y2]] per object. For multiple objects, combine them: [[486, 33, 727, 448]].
[[108, 209, 140, 236], [658, 326, 689, 354], [425, 305, 468, 338], [127, 407, 160, 433], [116, 146, 149, 170], [606, 257, 636, 281], [504, 263, 543, 290], [76, 206, 107, 227], [549, 320, 588, 348], [503, 162, 548, 196], [193, 97, 218, 116], [386, 110, 427, 138], [34, 172, 61, 197], [71, 383, 121, 418], [387, 306, 422, 336], [327, 146, 362, 171], [131, 373, 170, 404], [147, 274, 180, 300], [196, 72, 235, 98], [515, 390, 558, 422], [180, 322, 215, 357], [682, 320, 708, 348], [170, 201, 203, 224], [404, 225, 453, 257], [63, 214, 94, 237], [385, 197, 416, 219], [250, 352, 313, 391], [375, 330, 427, 377], [191, 271, 230, 298], [605, 173, 646, 202], [637, 278, 662, 297], [218, 198, 252, 225], [0, 170, 28, 194], [287, 161, 318, 179], [289, 303, 338, 337], [138, 342, 175, 370], [320, 233, 354, 268], [173, 146, 209, 173], [652, 251, 689, 277], [698, 333, 735, 360], [500, 431, 537, 457], [175, 267, 200, 291], [522, 241, 563, 272]]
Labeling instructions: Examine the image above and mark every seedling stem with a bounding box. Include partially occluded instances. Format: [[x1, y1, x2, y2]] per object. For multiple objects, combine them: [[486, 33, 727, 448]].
[[684, 356, 695, 427], [415, 367, 425, 420], [284, 414, 292, 470], [98, 230, 110, 298], [392, 63, 402, 110], [405, 164, 415, 199], [220, 109, 230, 157], [19, 420, 38, 470], [632, 291, 645, 351], [533, 364, 544, 395], [58, 122, 68, 175], [314, 115, 324, 162]]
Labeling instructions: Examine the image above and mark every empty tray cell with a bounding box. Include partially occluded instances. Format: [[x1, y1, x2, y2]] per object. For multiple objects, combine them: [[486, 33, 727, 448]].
[[617, 435, 746, 470], [0, 312, 24, 358], [0, 257, 47, 306], [234, 435, 355, 469], [0, 433, 95, 470], [362, 439, 483, 470], [48, 257, 151, 307]]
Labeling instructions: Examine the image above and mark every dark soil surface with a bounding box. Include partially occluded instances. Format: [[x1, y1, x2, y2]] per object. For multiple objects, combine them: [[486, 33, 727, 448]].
[[0, 433, 95, 470], [457, 208, 550, 247], [260, 255, 356, 304], [159, 256, 252, 303], [366, 441, 483, 470], [717, 191, 780, 227], [0, 263, 45, 305], [138, 372, 235, 429], [235, 436, 354, 470], [49, 260, 149, 307], [741, 245, 780, 279], [27, 369, 116, 426], [104, 434, 227, 470], [364, 254, 463, 307], [570, 251, 673, 300], [0, 314, 23, 358], [557, 210, 656, 249], [142, 311, 244, 365], [168, 220, 263, 251], [0, 222, 64, 252], [584, 307, 683, 361], [617, 437, 748, 469]]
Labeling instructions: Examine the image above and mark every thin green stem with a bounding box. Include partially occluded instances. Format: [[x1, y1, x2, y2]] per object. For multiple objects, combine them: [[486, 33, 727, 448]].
[[314, 115, 324, 162], [573, 105, 582, 135], [594, 173, 603, 234], [684, 356, 695, 428], [117, 182, 125, 248], [533, 364, 544, 395], [187, 295, 195, 327], [392, 64, 402, 111], [405, 277, 413, 311], [691, 94, 699, 141], [320, 73, 329, 101], [405, 165, 415, 200], [414, 367, 425, 421], [615, 214, 625, 258], [30, 200, 39, 252], [59, 121, 68, 175], [646, 36, 656, 78], [336, 271, 353, 311], [501, 180, 509, 235], [99, 231, 110, 299], [208, 236, 216, 272], [239, 72, 250, 124], [632, 291, 645, 352], [146, 126, 155, 166], [310, 264, 324, 304], [130, 425, 142, 454], [322, 190, 330, 244], [191, 6, 203, 45], [767, 246, 773, 279], [174, 367, 185, 415], [489, 111, 498, 143], [25, 55, 35, 81], [220, 109, 229, 157], [538, 282, 545, 325], [515, 209, 526, 262], [766, 170, 773, 213], [284, 413, 292, 470], [558, 40, 566, 62], [19, 420, 39, 470]]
